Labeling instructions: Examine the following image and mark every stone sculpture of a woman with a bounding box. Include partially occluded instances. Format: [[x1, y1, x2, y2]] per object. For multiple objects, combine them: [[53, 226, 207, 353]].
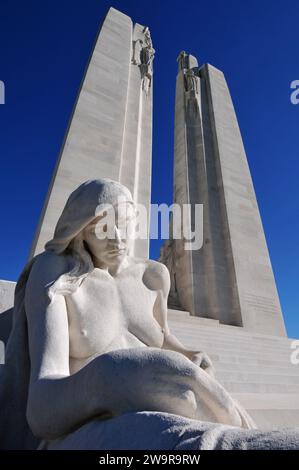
[[2, 178, 298, 450]]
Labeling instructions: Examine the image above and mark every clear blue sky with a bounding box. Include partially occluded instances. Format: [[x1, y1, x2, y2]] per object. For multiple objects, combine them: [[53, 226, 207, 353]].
[[0, 0, 298, 338]]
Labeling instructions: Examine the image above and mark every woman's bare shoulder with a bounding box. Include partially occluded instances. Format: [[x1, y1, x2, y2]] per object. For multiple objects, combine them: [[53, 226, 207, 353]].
[[26, 250, 70, 292], [136, 258, 170, 293]]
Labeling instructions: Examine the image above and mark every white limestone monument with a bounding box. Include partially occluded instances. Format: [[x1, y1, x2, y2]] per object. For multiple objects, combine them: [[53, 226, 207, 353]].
[[1, 7, 299, 450], [160, 51, 299, 428], [30, 8, 153, 260], [160, 51, 285, 337]]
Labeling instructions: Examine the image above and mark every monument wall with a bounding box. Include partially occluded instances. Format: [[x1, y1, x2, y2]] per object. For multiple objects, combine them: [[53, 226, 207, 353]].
[[30, 7, 153, 259], [161, 53, 286, 337]]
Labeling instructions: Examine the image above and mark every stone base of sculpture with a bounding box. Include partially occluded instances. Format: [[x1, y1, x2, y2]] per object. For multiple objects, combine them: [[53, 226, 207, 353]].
[[41, 411, 299, 450]]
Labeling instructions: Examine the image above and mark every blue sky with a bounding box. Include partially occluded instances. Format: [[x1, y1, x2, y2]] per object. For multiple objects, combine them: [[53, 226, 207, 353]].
[[0, 0, 298, 338]]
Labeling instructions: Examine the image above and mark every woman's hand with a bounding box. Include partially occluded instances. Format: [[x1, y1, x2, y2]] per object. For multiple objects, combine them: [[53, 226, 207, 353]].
[[160, 330, 215, 377], [185, 350, 215, 377]]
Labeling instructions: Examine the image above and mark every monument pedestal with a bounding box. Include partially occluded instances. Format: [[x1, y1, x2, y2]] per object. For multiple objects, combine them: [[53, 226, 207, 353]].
[[0, 280, 14, 364]]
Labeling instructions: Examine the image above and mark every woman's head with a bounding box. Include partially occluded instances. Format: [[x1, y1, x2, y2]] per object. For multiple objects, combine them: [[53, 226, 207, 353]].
[[82, 199, 136, 268], [45, 178, 136, 297], [45, 178, 135, 255]]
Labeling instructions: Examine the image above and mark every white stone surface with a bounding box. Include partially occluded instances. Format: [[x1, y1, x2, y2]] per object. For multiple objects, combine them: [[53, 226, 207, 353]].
[[0, 179, 255, 450], [165, 52, 286, 336], [0, 14, 296, 450], [0, 280, 15, 364], [168, 308, 299, 428], [30, 7, 153, 259], [43, 410, 299, 450], [0, 280, 15, 314]]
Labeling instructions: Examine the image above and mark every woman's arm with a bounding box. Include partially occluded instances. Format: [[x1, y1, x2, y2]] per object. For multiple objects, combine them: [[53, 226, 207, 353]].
[[25, 254, 214, 441], [25, 253, 113, 440], [151, 261, 214, 376]]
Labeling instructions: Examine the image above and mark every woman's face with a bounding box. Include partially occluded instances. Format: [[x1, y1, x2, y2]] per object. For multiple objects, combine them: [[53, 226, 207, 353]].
[[83, 202, 135, 267]]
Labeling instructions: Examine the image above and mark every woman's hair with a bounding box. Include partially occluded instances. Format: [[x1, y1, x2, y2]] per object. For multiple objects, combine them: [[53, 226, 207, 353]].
[[44, 178, 135, 300], [47, 232, 94, 301]]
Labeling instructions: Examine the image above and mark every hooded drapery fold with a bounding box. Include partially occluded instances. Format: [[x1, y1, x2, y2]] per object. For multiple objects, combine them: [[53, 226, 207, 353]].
[[0, 256, 40, 449]]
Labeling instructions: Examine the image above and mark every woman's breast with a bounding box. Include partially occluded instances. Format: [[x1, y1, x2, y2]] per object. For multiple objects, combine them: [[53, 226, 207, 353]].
[[65, 271, 164, 371], [68, 318, 164, 374], [66, 291, 123, 360]]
